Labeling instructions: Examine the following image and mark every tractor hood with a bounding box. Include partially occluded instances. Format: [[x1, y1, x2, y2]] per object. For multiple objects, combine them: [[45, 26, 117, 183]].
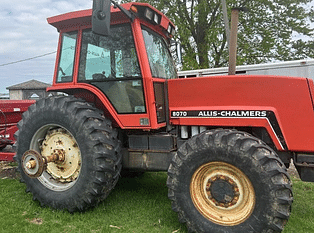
[[167, 75, 314, 152]]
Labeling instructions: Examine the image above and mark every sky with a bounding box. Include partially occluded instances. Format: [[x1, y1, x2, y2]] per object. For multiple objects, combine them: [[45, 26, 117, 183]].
[[0, 0, 93, 94], [0, 0, 314, 94]]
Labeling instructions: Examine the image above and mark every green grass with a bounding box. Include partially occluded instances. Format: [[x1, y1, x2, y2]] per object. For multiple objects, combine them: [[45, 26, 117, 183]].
[[0, 173, 313, 232], [0, 172, 185, 233], [283, 178, 314, 233]]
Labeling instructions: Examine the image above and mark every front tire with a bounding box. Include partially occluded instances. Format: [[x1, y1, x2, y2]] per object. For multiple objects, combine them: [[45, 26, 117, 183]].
[[14, 96, 122, 212], [167, 129, 292, 232]]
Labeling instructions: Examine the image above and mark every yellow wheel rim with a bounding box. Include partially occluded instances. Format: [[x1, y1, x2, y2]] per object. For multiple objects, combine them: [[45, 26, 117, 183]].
[[190, 161, 255, 226], [30, 125, 82, 191], [41, 128, 81, 183]]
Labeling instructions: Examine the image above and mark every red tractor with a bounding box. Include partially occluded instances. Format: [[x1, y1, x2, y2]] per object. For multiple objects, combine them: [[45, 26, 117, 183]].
[[13, 0, 314, 232]]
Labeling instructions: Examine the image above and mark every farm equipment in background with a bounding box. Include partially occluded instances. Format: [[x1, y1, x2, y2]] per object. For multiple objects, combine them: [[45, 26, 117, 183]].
[[0, 100, 34, 160], [2, 0, 314, 232]]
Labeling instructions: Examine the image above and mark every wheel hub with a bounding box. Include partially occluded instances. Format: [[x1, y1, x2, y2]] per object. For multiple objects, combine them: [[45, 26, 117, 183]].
[[21, 150, 46, 178], [41, 128, 81, 183], [190, 161, 255, 226], [207, 175, 240, 207]]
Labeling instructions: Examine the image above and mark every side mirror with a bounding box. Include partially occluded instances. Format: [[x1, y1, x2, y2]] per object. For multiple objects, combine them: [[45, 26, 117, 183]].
[[92, 0, 111, 36]]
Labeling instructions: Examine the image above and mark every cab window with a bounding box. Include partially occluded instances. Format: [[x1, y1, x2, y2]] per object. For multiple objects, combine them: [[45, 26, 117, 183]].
[[56, 31, 77, 83], [142, 26, 177, 79], [78, 24, 146, 114]]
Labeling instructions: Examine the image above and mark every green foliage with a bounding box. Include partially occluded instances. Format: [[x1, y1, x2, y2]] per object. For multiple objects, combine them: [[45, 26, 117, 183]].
[[123, 0, 314, 70]]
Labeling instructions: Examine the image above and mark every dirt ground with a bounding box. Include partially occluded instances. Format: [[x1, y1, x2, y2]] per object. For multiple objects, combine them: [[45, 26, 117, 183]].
[[287, 160, 300, 179], [0, 161, 20, 179], [0, 145, 20, 179]]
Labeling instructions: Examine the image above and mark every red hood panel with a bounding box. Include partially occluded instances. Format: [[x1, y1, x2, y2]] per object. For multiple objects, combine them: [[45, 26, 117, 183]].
[[168, 75, 314, 152]]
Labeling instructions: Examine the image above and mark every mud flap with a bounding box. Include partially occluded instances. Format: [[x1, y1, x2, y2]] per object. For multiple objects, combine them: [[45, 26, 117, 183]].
[[295, 154, 314, 182]]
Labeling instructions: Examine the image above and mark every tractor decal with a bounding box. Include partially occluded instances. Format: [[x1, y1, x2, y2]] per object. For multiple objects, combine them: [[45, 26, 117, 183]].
[[171, 110, 287, 150]]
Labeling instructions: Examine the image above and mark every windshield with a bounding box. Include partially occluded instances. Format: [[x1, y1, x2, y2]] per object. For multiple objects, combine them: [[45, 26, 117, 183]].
[[142, 26, 177, 79], [78, 25, 141, 81], [78, 24, 146, 114]]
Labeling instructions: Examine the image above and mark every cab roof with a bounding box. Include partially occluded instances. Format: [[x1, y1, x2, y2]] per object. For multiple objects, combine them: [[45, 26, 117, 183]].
[[47, 2, 174, 33]]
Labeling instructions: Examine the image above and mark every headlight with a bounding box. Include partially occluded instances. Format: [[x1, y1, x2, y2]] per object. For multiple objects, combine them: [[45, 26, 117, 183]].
[[144, 8, 154, 21], [167, 24, 175, 37]]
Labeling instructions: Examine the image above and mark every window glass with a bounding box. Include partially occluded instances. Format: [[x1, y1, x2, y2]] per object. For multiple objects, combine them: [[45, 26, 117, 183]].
[[57, 31, 77, 82], [142, 27, 177, 79], [78, 25, 146, 114], [78, 25, 141, 81]]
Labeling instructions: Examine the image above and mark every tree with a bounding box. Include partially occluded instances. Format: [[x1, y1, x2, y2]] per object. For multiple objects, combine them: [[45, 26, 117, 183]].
[[123, 0, 314, 70]]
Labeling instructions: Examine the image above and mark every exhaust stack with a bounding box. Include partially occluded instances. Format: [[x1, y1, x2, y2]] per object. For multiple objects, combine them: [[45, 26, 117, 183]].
[[228, 7, 247, 75]]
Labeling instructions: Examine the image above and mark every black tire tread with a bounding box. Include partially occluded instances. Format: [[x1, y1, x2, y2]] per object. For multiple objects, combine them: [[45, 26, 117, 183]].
[[14, 96, 122, 212], [167, 129, 292, 233]]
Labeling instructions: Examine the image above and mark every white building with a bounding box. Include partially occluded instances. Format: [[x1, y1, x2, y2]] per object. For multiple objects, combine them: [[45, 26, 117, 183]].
[[178, 59, 314, 79]]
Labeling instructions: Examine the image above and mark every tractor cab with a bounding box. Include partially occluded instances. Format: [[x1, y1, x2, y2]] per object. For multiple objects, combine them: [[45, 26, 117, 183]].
[[47, 3, 177, 129]]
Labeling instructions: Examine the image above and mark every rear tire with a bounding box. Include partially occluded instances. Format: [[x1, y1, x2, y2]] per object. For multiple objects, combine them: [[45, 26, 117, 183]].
[[167, 129, 292, 232], [14, 96, 122, 212]]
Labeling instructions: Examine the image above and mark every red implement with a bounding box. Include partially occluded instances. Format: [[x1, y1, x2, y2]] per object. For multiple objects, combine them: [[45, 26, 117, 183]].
[[0, 100, 35, 160]]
